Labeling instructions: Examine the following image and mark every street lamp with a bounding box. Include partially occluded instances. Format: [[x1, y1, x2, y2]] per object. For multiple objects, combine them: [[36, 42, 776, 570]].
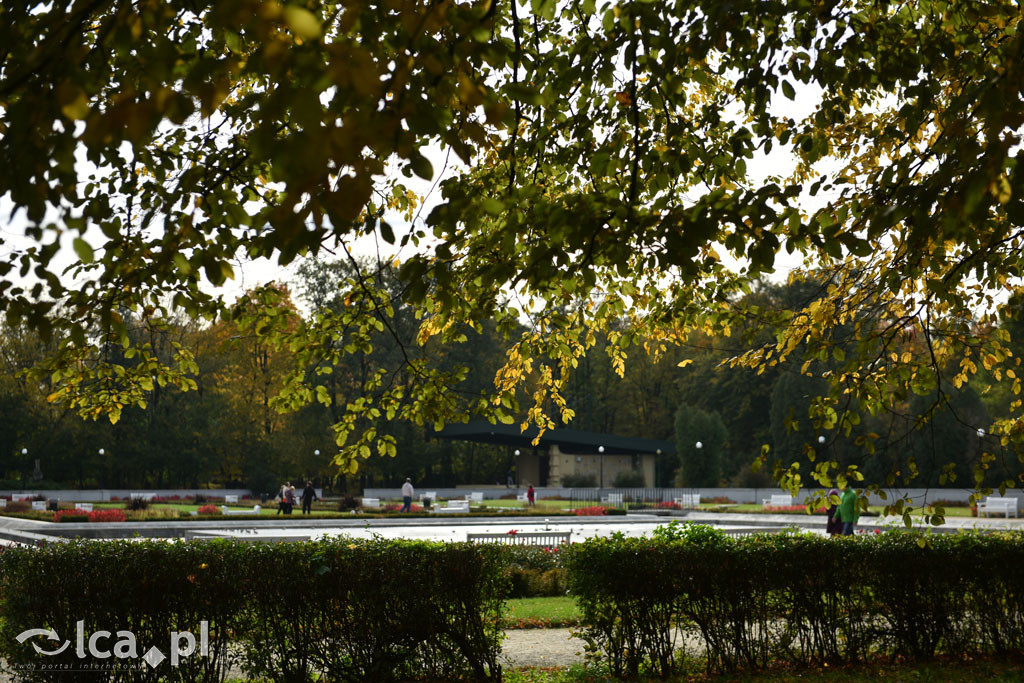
[[818, 436, 826, 444], [695, 441, 703, 449], [20, 448, 27, 489], [598, 446, 604, 488], [314, 449, 320, 457]]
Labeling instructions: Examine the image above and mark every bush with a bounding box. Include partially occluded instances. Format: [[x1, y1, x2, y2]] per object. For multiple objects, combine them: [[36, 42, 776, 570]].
[[197, 504, 221, 515], [610, 470, 645, 488], [501, 546, 567, 598], [574, 505, 608, 516], [5, 501, 29, 513], [88, 509, 126, 523], [126, 497, 150, 511], [0, 539, 507, 683], [560, 473, 597, 488], [51, 510, 89, 523], [336, 495, 359, 512], [565, 530, 1024, 678]]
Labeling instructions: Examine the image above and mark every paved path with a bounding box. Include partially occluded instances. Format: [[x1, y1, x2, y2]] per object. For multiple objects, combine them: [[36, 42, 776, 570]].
[[502, 628, 584, 669]]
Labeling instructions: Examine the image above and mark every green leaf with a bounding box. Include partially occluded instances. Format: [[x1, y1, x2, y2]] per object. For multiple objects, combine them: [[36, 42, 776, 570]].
[[72, 238, 95, 263]]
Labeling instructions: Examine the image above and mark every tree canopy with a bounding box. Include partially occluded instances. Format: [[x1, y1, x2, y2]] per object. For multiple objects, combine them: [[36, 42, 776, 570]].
[[2, 0, 1024, 518]]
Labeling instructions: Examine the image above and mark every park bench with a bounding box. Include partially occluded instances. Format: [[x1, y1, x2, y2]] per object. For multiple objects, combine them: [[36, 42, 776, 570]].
[[223, 494, 238, 503], [11, 494, 32, 501], [601, 493, 624, 506], [762, 494, 793, 508], [421, 491, 437, 505], [977, 496, 1018, 518], [74, 503, 93, 512], [432, 499, 470, 514], [674, 494, 701, 508], [361, 497, 381, 508], [221, 505, 261, 515], [130, 492, 156, 501], [464, 491, 484, 503], [31, 501, 46, 511], [516, 492, 529, 504], [467, 531, 571, 546]]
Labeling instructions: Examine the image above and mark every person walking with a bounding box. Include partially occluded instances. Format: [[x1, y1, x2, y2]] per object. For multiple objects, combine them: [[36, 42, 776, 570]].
[[276, 483, 287, 515], [838, 486, 860, 535], [825, 488, 842, 536], [283, 482, 296, 514], [401, 477, 414, 513], [527, 483, 535, 507], [301, 481, 318, 514]]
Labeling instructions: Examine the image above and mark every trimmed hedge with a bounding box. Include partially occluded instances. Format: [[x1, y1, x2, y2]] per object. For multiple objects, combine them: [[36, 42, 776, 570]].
[[0, 539, 505, 682], [565, 527, 1024, 678]]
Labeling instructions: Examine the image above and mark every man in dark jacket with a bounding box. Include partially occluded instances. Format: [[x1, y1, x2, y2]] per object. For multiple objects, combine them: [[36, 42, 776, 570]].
[[301, 481, 317, 514]]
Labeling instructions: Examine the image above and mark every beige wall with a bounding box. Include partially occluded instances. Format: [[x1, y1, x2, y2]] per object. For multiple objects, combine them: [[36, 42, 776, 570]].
[[518, 452, 541, 487]]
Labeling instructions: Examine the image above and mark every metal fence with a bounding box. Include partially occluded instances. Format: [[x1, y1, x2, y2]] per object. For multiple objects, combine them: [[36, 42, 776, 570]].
[[567, 487, 703, 511]]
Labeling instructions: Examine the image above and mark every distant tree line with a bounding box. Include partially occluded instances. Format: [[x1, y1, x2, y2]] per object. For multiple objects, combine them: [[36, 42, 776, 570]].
[[2, 262, 1020, 493]]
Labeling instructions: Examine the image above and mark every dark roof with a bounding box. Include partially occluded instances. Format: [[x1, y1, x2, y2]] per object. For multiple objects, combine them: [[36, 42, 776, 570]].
[[432, 421, 675, 456]]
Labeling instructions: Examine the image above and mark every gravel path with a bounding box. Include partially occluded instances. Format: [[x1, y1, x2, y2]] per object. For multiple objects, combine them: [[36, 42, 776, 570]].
[[502, 628, 585, 669]]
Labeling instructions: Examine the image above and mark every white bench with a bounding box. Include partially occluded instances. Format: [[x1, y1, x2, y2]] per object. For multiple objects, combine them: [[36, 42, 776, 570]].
[[0, 499, 6, 508], [468, 531, 571, 546], [31, 501, 46, 511], [516, 492, 529, 503], [464, 492, 484, 503], [674, 494, 701, 507], [130, 492, 156, 501], [224, 494, 238, 503], [221, 505, 260, 515], [762, 494, 793, 508], [978, 496, 1018, 518], [12, 494, 32, 501], [421, 491, 437, 504], [601, 493, 623, 506], [74, 503, 93, 512], [361, 497, 381, 508], [433, 500, 470, 514]]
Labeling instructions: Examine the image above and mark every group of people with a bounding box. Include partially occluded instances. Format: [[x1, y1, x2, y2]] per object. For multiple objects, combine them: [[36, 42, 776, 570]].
[[276, 481, 318, 515], [825, 487, 860, 535]]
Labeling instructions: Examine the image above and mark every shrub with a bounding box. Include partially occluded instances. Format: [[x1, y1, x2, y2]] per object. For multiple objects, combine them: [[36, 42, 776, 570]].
[[5, 501, 29, 513], [610, 470, 645, 488], [197, 504, 221, 515], [51, 510, 89, 523], [0, 539, 507, 683], [193, 494, 208, 505], [566, 530, 1024, 678], [336, 495, 359, 512], [126, 497, 150, 511], [574, 505, 608, 516], [88, 509, 126, 523], [560, 473, 597, 488]]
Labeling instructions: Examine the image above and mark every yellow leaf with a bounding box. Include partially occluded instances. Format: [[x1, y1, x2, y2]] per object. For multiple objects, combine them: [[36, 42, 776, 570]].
[[283, 6, 322, 40], [677, 359, 693, 367], [61, 91, 91, 120]]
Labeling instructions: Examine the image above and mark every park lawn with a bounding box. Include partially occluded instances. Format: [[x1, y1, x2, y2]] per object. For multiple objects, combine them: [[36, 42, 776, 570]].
[[708, 503, 977, 518], [486, 499, 573, 510], [503, 597, 580, 629]]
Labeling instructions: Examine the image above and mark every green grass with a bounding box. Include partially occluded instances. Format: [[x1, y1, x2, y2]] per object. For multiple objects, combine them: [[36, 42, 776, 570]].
[[503, 596, 580, 628]]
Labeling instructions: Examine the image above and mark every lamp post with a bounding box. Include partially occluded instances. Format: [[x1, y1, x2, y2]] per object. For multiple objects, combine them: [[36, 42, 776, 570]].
[[20, 448, 27, 489], [598, 446, 605, 488], [514, 449, 520, 487]]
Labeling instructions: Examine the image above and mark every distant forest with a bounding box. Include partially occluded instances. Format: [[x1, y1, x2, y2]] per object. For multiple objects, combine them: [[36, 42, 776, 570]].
[[2, 259, 1021, 494]]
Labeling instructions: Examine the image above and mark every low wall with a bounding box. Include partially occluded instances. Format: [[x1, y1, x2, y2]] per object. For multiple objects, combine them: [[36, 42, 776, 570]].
[[0, 489, 253, 502], [363, 486, 1016, 506]]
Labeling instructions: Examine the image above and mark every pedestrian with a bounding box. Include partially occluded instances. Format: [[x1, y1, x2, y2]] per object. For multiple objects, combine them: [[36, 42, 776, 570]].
[[838, 486, 859, 535], [401, 477, 414, 513], [301, 481, 318, 514], [506, 468, 514, 488], [825, 488, 842, 536], [527, 483, 535, 507], [276, 483, 287, 515], [283, 482, 295, 514]]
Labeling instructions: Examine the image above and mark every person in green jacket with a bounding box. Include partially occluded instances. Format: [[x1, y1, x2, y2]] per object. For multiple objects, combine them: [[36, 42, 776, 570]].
[[838, 487, 860, 536]]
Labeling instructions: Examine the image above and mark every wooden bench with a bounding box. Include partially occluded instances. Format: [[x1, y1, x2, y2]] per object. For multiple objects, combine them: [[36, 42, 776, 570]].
[[762, 494, 793, 508], [674, 494, 701, 507], [432, 500, 470, 514], [467, 531, 571, 546], [978, 496, 1018, 518]]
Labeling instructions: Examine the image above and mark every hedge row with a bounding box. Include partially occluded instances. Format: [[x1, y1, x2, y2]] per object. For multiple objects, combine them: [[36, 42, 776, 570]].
[[565, 526, 1024, 678], [0, 539, 505, 682]]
